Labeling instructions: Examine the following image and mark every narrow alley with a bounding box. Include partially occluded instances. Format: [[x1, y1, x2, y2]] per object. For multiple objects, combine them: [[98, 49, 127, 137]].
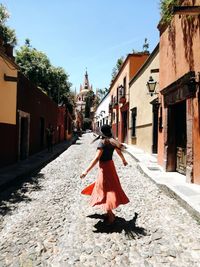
[[0, 133, 200, 267]]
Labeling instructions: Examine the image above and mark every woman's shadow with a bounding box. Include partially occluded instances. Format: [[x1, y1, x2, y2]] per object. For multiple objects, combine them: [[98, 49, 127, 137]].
[[87, 212, 147, 239]]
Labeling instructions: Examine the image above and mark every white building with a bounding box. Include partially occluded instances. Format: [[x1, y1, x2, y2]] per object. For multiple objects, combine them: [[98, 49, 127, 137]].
[[94, 92, 111, 131]]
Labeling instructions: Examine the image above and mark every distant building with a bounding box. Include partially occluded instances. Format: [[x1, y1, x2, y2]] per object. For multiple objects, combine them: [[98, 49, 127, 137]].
[[76, 71, 93, 113], [94, 91, 111, 132], [75, 71, 94, 130]]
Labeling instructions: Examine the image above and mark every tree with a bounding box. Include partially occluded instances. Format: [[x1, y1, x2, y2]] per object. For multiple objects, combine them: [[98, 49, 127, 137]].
[[85, 90, 95, 118], [97, 87, 109, 100], [160, 0, 180, 25], [83, 118, 92, 130], [15, 40, 72, 103], [62, 91, 76, 115], [111, 56, 124, 81], [0, 4, 17, 45]]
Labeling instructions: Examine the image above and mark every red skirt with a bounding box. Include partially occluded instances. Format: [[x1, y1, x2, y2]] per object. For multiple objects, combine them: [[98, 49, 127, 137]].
[[81, 160, 129, 211]]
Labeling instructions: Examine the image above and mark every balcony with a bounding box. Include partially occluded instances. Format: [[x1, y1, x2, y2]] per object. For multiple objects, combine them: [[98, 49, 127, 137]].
[[119, 95, 126, 104], [112, 97, 118, 109]]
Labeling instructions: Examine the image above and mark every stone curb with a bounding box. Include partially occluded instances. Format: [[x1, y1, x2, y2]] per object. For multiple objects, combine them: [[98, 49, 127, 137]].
[[125, 149, 200, 223]]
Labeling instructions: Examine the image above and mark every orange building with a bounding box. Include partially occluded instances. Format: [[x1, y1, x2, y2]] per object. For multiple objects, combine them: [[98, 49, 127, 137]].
[[109, 53, 149, 143], [157, 0, 200, 184]]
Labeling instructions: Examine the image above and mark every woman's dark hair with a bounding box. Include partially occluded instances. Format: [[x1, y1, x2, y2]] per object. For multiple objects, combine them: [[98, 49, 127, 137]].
[[92, 124, 125, 150]]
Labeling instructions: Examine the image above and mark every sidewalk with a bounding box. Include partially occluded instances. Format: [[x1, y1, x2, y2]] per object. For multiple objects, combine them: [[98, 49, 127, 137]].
[[124, 144, 200, 221], [0, 136, 77, 190]]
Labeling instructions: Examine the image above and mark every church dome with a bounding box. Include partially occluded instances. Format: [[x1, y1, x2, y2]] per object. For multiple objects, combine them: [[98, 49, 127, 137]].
[[79, 89, 90, 95]]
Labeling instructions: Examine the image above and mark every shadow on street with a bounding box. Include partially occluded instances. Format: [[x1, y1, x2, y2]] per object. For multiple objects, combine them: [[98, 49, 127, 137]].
[[88, 212, 147, 239], [0, 172, 44, 216]]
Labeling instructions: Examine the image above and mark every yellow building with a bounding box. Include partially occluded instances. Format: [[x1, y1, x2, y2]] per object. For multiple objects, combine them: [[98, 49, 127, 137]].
[[0, 44, 19, 125], [0, 43, 19, 167], [128, 44, 159, 154]]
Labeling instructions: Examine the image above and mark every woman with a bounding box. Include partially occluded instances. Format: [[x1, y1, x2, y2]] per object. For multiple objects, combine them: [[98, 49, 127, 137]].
[[80, 124, 129, 224]]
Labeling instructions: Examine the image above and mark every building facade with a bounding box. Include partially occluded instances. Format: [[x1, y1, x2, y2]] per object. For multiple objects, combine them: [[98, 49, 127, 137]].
[[109, 53, 149, 143], [0, 42, 19, 167], [0, 42, 73, 168], [157, 0, 200, 184], [129, 44, 159, 154], [94, 92, 111, 132]]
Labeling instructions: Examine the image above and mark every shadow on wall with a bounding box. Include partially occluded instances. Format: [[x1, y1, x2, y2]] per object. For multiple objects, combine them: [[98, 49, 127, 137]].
[[181, 14, 200, 70]]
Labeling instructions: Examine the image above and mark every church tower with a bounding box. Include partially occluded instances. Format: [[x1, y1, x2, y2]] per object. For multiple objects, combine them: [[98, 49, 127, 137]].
[[75, 70, 95, 131], [76, 70, 93, 112]]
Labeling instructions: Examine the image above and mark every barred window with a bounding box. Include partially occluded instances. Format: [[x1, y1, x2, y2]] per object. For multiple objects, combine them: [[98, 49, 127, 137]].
[[131, 107, 137, 137]]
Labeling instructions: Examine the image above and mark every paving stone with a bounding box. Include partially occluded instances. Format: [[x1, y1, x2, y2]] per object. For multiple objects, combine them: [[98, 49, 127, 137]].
[[0, 134, 200, 266]]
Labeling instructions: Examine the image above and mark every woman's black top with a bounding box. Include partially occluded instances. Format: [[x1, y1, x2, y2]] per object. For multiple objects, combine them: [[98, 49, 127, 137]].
[[97, 141, 115, 161]]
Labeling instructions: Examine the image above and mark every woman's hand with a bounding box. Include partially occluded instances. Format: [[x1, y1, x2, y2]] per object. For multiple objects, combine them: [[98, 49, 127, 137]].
[[123, 160, 128, 166], [80, 171, 88, 179]]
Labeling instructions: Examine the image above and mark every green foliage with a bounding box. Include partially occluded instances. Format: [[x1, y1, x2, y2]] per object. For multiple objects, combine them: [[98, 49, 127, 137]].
[[83, 118, 92, 130], [85, 90, 95, 118], [15, 40, 72, 104], [62, 91, 75, 115], [111, 56, 124, 81], [0, 4, 17, 45], [160, 0, 181, 25], [97, 87, 109, 100]]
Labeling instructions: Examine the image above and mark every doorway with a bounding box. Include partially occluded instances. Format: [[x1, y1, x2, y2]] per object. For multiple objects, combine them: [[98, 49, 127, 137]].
[[151, 99, 159, 154], [40, 117, 45, 148], [20, 117, 29, 160], [167, 101, 187, 174], [18, 111, 30, 161], [121, 110, 128, 143]]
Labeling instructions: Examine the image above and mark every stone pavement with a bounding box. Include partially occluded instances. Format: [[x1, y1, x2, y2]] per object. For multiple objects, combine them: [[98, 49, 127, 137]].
[[124, 145, 200, 222], [0, 136, 77, 190], [0, 133, 200, 266]]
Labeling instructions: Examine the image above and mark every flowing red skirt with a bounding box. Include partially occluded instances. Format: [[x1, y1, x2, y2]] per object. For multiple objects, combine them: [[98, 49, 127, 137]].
[[81, 160, 129, 211]]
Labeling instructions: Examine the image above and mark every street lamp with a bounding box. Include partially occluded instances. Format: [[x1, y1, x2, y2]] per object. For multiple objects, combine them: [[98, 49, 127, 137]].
[[146, 76, 157, 96]]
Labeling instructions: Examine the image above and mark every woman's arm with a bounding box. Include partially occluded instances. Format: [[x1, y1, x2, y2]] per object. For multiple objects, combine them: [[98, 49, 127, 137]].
[[80, 149, 103, 178], [115, 148, 128, 166]]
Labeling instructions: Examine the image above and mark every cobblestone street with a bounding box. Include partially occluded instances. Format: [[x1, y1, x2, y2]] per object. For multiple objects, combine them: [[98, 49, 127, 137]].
[[0, 133, 200, 267]]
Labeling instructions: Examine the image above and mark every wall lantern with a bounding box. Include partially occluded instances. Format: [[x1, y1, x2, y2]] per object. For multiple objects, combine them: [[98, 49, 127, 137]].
[[146, 76, 157, 96], [119, 85, 124, 96]]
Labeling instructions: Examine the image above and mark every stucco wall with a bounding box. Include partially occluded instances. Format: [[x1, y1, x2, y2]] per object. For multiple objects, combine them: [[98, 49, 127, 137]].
[[95, 93, 111, 127], [158, 0, 200, 183], [0, 56, 18, 125], [17, 73, 58, 155], [159, 7, 200, 90], [129, 47, 159, 153], [109, 54, 149, 141]]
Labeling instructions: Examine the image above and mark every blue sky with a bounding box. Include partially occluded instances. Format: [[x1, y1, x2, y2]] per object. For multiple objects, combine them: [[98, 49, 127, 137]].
[[3, 0, 161, 92]]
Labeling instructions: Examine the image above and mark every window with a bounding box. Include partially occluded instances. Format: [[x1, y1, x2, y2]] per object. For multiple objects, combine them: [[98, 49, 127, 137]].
[[123, 77, 126, 97], [131, 107, 137, 137], [117, 87, 119, 102]]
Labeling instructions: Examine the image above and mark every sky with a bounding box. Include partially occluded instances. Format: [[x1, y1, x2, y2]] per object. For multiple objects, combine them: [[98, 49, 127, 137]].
[[2, 0, 161, 93]]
